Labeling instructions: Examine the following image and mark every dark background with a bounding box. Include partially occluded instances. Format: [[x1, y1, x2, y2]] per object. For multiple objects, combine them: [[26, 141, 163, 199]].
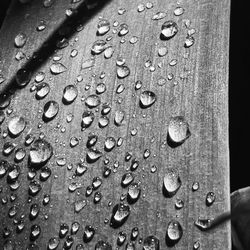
[[0, 0, 248, 192]]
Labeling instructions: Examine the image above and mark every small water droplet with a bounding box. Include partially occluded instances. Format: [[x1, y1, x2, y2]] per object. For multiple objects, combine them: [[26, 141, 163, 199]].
[[85, 95, 101, 108], [8, 116, 26, 137], [158, 47, 168, 57], [43, 101, 59, 121], [174, 7, 184, 16], [131, 227, 139, 241], [16, 68, 31, 87], [137, 4, 145, 12], [28, 180, 41, 196], [96, 83, 106, 94], [47, 237, 59, 250], [206, 192, 215, 206], [163, 168, 181, 197], [184, 36, 195, 48], [192, 181, 199, 191], [143, 235, 160, 250], [83, 225, 95, 243], [74, 199, 87, 213], [117, 231, 127, 246], [118, 23, 129, 36], [139, 91, 156, 108], [152, 12, 167, 20], [30, 224, 41, 241], [117, 65, 130, 79], [175, 198, 184, 209], [29, 138, 53, 167], [59, 223, 69, 238], [166, 220, 183, 246], [36, 82, 50, 99], [86, 148, 102, 163], [194, 218, 211, 231], [95, 240, 112, 250], [40, 166, 51, 181], [127, 182, 141, 204], [82, 111, 95, 129], [104, 137, 116, 152], [50, 63, 67, 74], [81, 58, 94, 69], [62, 85, 78, 104], [99, 116, 109, 128], [97, 19, 110, 35], [161, 21, 178, 40], [14, 33, 27, 48], [104, 46, 114, 59], [167, 116, 190, 147], [110, 203, 130, 228], [193, 240, 200, 249], [91, 40, 107, 55], [29, 203, 40, 220]]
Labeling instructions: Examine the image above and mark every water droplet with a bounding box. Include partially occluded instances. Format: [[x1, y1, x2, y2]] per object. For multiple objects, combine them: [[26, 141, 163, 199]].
[[129, 36, 138, 44], [117, 65, 130, 79], [114, 110, 125, 126], [157, 77, 167, 86], [175, 198, 184, 209], [104, 137, 116, 152], [194, 218, 211, 231], [121, 172, 134, 187], [30, 224, 41, 241], [98, 116, 109, 128], [91, 40, 107, 55], [152, 12, 167, 20], [193, 240, 200, 249], [151, 165, 157, 173], [184, 36, 195, 48], [95, 240, 112, 250], [158, 47, 168, 57], [125, 242, 135, 250], [169, 59, 177, 66], [139, 91, 156, 108], [82, 111, 95, 129], [47, 237, 59, 250], [36, 82, 50, 99], [50, 63, 67, 74], [118, 8, 126, 15], [110, 203, 130, 228], [85, 95, 101, 108], [167, 116, 190, 147], [63, 85, 78, 104], [93, 191, 102, 203], [118, 23, 129, 36], [43, 0, 54, 7], [192, 181, 199, 191], [14, 33, 27, 48], [166, 220, 183, 246], [143, 236, 160, 250], [97, 19, 110, 35], [161, 21, 178, 40], [206, 192, 215, 206], [28, 180, 41, 196], [131, 227, 139, 241], [8, 116, 26, 137], [40, 166, 51, 181], [59, 223, 69, 238], [74, 199, 87, 213], [163, 168, 181, 197], [127, 182, 141, 204], [70, 221, 80, 235], [76, 244, 84, 250], [83, 225, 95, 243], [174, 7, 184, 16], [130, 158, 139, 171], [43, 101, 59, 121], [135, 80, 142, 90], [96, 83, 106, 94], [86, 148, 102, 163], [3, 142, 17, 156], [16, 68, 31, 87], [104, 46, 114, 59], [29, 138, 53, 167], [116, 84, 125, 94], [0, 160, 9, 178], [43, 194, 50, 205], [81, 58, 94, 69], [29, 203, 40, 220], [69, 136, 79, 148], [117, 231, 127, 246]]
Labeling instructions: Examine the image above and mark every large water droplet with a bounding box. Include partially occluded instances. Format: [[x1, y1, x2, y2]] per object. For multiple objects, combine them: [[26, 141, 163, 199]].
[[43, 101, 59, 121], [8, 116, 26, 137], [63, 85, 78, 104], [143, 236, 160, 250], [163, 168, 181, 197], [97, 19, 110, 35], [167, 116, 190, 147], [50, 63, 67, 74], [139, 91, 156, 108], [161, 21, 178, 40], [110, 203, 130, 228], [165, 220, 183, 246], [14, 33, 27, 48], [29, 138, 53, 167]]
